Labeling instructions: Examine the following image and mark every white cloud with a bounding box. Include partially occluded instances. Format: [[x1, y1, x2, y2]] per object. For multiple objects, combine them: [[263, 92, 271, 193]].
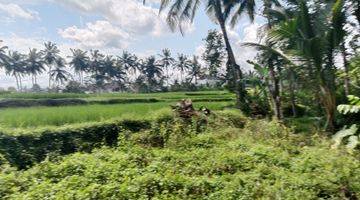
[[228, 23, 261, 71], [54, 0, 197, 53], [59, 20, 131, 50], [54, 0, 175, 36], [0, 3, 39, 20]]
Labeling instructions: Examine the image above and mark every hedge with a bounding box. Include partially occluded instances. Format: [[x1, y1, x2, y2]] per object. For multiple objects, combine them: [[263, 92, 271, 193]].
[[0, 98, 160, 108], [0, 119, 152, 169]]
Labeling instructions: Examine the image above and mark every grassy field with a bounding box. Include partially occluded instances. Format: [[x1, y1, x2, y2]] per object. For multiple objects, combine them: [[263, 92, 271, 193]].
[[0, 96, 233, 128], [0, 91, 234, 100]]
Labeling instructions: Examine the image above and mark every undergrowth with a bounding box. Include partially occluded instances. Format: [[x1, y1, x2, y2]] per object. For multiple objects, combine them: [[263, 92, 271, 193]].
[[0, 109, 359, 199]]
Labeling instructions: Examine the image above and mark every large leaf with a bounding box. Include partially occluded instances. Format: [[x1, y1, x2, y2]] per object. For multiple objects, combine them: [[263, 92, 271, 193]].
[[332, 124, 358, 149], [346, 136, 359, 151]]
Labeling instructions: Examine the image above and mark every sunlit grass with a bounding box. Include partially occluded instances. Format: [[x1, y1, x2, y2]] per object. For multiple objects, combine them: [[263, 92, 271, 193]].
[[0, 91, 233, 100], [0, 101, 233, 128]]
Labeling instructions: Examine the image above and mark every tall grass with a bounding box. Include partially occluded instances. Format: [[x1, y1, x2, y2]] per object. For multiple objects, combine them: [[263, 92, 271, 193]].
[[0, 101, 233, 128]]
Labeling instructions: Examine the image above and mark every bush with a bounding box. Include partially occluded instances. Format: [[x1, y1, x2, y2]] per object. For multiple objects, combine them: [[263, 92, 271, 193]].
[[0, 119, 152, 169], [0, 124, 359, 199], [215, 109, 247, 128]]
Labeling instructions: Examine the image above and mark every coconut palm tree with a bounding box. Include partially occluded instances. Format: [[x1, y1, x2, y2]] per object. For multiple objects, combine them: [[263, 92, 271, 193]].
[[26, 48, 45, 85], [89, 50, 105, 75], [117, 51, 138, 77], [42, 42, 61, 88], [175, 54, 191, 83], [141, 56, 163, 91], [249, 0, 347, 131], [158, 0, 257, 108], [4, 51, 26, 90], [68, 49, 89, 84], [0, 45, 9, 84], [188, 55, 203, 84], [49, 57, 71, 87], [0, 45, 8, 65], [159, 48, 175, 85]]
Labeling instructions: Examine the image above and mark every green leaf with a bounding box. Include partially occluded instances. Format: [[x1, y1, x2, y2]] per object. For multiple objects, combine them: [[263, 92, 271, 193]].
[[346, 135, 359, 150], [332, 124, 358, 148]]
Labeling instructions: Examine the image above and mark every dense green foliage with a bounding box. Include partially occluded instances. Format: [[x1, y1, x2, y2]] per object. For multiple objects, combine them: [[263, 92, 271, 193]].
[[1, 118, 359, 199], [0, 0, 358, 198]]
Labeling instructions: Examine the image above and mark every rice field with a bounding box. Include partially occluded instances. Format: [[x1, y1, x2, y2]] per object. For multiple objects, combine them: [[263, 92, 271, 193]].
[[0, 98, 233, 128], [0, 91, 234, 100]]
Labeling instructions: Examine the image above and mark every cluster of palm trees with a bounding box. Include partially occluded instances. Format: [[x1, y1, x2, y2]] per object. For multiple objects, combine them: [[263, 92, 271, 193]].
[[147, 0, 359, 131], [0, 42, 213, 92]]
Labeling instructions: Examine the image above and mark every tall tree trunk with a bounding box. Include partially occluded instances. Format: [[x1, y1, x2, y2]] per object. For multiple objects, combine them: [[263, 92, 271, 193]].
[[319, 83, 336, 133], [264, 3, 282, 119], [289, 69, 297, 117], [341, 42, 350, 96], [15, 75, 19, 91], [49, 75, 52, 88], [19, 76, 22, 91], [217, 15, 246, 110], [268, 64, 282, 120]]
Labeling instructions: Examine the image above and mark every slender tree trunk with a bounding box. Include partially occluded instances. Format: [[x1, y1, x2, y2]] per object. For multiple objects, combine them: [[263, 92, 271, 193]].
[[15, 75, 19, 91], [217, 15, 246, 110], [49, 75, 52, 88], [319, 83, 336, 133], [289, 69, 297, 117], [341, 43, 350, 96], [19, 76, 22, 91], [277, 66, 284, 95], [166, 66, 169, 86], [268, 64, 282, 120], [181, 71, 183, 83]]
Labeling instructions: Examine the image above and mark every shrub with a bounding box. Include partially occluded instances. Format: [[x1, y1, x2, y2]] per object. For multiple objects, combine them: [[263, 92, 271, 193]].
[[1, 125, 359, 199], [0, 119, 152, 169], [215, 109, 247, 128]]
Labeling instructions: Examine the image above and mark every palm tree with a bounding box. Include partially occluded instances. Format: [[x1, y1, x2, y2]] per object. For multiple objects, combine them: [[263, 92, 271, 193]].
[[117, 51, 138, 78], [42, 42, 61, 88], [68, 49, 89, 84], [0, 45, 8, 66], [89, 49, 105, 76], [159, 48, 175, 85], [329, 0, 349, 96], [256, 0, 346, 131], [4, 51, 26, 90], [49, 57, 71, 87], [188, 55, 203, 84], [141, 56, 163, 91], [158, 0, 256, 108], [175, 54, 191, 83], [0, 45, 9, 82], [26, 48, 45, 85]]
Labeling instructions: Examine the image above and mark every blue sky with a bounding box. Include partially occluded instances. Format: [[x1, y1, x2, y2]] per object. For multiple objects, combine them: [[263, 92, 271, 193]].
[[0, 0, 263, 88]]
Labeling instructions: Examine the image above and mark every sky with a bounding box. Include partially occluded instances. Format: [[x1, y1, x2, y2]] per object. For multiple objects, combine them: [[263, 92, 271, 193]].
[[0, 0, 264, 88]]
